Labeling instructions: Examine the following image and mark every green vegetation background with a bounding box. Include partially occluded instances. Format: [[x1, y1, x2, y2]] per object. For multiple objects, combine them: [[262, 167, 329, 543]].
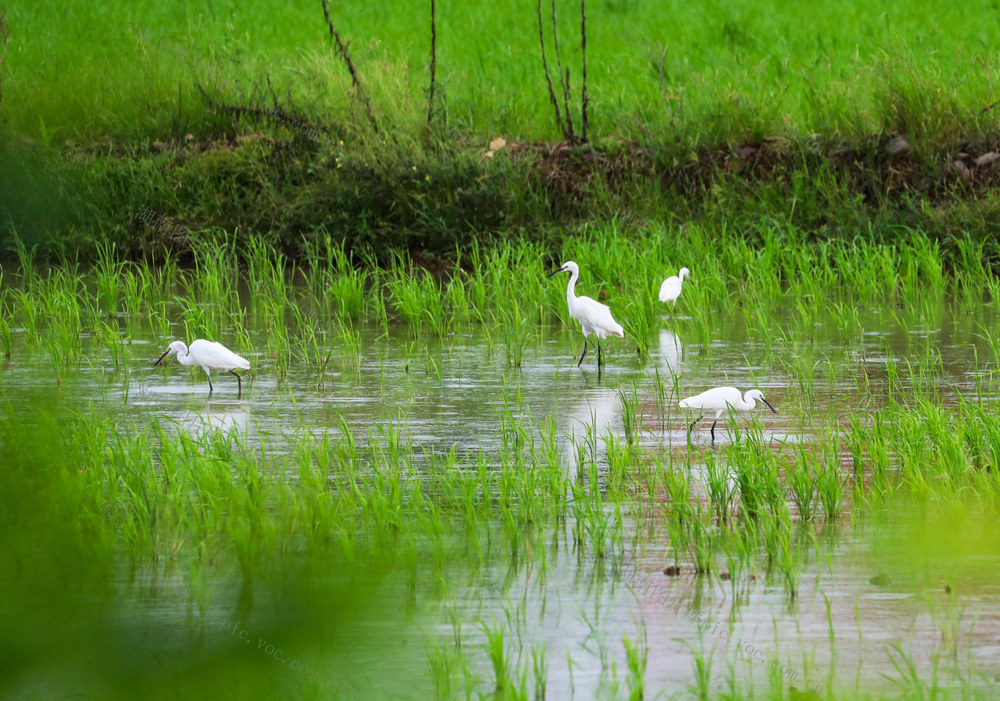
[[2, 0, 1000, 260]]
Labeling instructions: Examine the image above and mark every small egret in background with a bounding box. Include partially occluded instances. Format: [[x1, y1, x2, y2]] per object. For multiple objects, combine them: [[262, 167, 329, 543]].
[[659, 267, 691, 309], [154, 339, 251, 396], [679, 386, 776, 444], [548, 260, 624, 368]]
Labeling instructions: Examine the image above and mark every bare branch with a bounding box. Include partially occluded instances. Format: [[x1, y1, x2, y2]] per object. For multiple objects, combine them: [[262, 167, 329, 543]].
[[551, 0, 574, 140], [537, 0, 566, 139], [195, 80, 320, 138], [0, 11, 7, 111], [580, 0, 588, 142], [428, 0, 437, 125], [319, 0, 379, 133]]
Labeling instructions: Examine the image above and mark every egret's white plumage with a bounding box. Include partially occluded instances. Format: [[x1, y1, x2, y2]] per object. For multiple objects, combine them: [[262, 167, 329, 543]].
[[659, 267, 691, 306], [154, 339, 251, 396], [548, 260, 624, 368], [679, 386, 776, 444]]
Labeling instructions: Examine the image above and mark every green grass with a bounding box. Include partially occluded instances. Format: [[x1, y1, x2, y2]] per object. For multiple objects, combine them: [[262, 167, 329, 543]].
[[4, 245, 1000, 697], [6, 8, 1000, 685], [1, 223, 997, 383], [5, 0, 1000, 144], [6, 1, 1000, 260]]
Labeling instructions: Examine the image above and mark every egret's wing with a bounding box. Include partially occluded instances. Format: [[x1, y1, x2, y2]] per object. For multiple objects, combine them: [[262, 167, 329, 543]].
[[577, 296, 624, 338], [679, 389, 707, 408], [219, 343, 251, 370], [659, 276, 681, 302], [579, 296, 613, 315], [195, 340, 251, 369], [680, 387, 740, 409]]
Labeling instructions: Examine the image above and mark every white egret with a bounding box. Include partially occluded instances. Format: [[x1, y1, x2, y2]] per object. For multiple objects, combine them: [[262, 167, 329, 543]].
[[659, 267, 691, 308], [154, 339, 251, 396], [679, 387, 776, 444], [548, 260, 624, 368]]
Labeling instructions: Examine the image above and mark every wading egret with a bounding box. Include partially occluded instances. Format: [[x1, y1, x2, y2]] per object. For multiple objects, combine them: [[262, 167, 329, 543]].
[[679, 387, 776, 444], [548, 260, 624, 368], [154, 339, 251, 396], [659, 267, 691, 308]]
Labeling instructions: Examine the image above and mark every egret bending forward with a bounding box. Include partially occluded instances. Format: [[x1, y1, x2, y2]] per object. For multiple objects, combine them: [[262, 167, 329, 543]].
[[659, 267, 691, 309], [155, 339, 251, 396], [679, 387, 776, 444], [548, 261, 624, 368]]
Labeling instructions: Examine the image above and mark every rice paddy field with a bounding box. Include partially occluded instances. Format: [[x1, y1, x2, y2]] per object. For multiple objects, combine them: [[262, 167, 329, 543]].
[[2, 229, 1000, 699], [4, 1, 1000, 700]]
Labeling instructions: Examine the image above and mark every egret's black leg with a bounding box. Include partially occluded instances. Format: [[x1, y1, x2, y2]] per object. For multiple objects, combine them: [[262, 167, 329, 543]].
[[597, 338, 603, 367], [688, 415, 703, 434], [207, 375, 214, 395], [577, 338, 589, 367], [710, 418, 718, 445], [231, 370, 243, 397]]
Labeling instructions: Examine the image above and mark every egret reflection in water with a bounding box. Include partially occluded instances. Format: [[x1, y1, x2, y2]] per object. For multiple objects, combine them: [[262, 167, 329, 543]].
[[559, 380, 622, 480], [659, 328, 683, 375]]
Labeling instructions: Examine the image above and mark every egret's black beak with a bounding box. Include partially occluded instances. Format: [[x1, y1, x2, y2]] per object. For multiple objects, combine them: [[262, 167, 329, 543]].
[[154, 349, 170, 366], [762, 398, 777, 413], [547, 266, 568, 278]]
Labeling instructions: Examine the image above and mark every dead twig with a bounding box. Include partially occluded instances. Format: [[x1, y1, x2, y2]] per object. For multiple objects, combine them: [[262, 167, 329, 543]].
[[195, 80, 321, 140], [0, 11, 7, 111], [580, 0, 588, 142], [537, 0, 566, 140], [551, 0, 574, 140], [959, 97, 1000, 133], [536, 0, 590, 145], [427, 0, 437, 125], [319, 0, 378, 134]]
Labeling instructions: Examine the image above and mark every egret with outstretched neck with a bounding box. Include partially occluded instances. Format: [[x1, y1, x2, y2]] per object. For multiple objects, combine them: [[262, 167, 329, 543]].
[[548, 260, 624, 369], [659, 267, 691, 309], [154, 339, 251, 396], [679, 387, 776, 444]]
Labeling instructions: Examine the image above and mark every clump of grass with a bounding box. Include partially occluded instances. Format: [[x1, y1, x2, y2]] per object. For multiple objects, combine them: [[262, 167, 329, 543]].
[[704, 452, 736, 522], [384, 254, 448, 335], [623, 626, 648, 701], [816, 438, 849, 520], [788, 447, 819, 521]]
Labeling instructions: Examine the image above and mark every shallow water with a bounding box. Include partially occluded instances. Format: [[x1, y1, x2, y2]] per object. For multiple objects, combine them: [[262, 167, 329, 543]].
[[3, 295, 1000, 699]]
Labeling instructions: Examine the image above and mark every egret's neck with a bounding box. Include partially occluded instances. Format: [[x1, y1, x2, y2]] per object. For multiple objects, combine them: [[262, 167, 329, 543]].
[[176, 346, 193, 365], [742, 393, 755, 411], [565, 268, 579, 306]]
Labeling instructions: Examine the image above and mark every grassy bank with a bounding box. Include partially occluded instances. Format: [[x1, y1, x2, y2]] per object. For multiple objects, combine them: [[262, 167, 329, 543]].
[[6, 130, 1000, 263], [5, 0, 1000, 144], [4, 1, 1000, 259]]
